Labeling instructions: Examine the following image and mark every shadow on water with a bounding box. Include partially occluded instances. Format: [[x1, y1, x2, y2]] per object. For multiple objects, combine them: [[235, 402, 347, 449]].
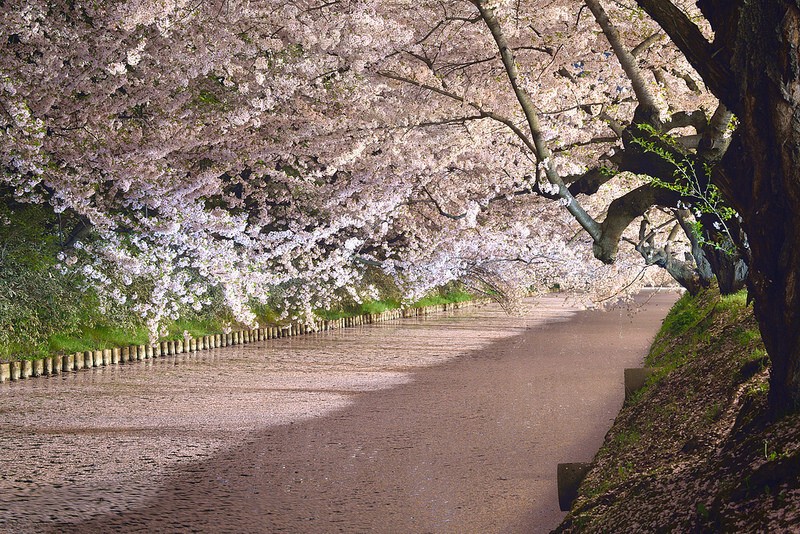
[[0, 292, 678, 534]]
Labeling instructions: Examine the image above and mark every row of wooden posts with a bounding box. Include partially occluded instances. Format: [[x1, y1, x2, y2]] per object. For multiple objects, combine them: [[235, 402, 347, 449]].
[[0, 300, 481, 384]]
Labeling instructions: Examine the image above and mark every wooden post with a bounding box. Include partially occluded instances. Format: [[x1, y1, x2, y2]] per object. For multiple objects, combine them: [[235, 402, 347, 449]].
[[48, 356, 59, 375], [9, 361, 21, 380]]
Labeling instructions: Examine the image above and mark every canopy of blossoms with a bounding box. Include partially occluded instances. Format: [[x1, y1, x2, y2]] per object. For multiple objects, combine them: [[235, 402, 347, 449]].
[[1, 0, 717, 337]]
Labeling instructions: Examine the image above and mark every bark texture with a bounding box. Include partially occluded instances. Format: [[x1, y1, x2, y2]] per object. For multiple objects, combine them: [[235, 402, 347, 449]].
[[721, 0, 800, 413], [638, 0, 800, 412]]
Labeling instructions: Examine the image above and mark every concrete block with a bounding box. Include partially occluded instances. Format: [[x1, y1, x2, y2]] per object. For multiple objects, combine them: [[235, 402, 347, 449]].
[[146, 345, 153, 359], [33, 358, 44, 377], [557, 462, 591, 512], [48, 356, 59, 375], [624, 368, 657, 400], [111, 348, 119, 364], [0, 362, 10, 383], [20, 360, 33, 378], [62, 354, 74, 372], [93, 350, 103, 367], [103, 349, 111, 366]]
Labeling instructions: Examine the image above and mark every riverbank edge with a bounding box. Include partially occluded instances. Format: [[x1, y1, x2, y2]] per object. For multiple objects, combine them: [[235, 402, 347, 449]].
[[554, 289, 800, 531], [0, 299, 488, 385]]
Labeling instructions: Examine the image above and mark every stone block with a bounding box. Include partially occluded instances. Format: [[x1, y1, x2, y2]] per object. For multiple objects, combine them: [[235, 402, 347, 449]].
[[557, 462, 591, 512], [624, 368, 657, 400]]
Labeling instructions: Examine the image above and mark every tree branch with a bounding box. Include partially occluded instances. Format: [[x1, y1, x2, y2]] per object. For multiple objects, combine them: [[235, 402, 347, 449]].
[[471, 0, 602, 241], [635, 0, 737, 108], [584, 0, 661, 115], [378, 70, 539, 155], [592, 183, 679, 263]]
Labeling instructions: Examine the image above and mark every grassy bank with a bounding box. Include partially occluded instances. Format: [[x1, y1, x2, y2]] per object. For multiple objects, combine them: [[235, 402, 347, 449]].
[[556, 288, 800, 531], [1, 286, 475, 363]]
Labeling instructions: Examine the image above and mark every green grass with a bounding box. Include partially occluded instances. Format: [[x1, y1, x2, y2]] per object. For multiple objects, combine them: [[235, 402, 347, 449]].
[[630, 287, 759, 403], [0, 197, 479, 362], [47, 325, 149, 355], [314, 288, 473, 321], [412, 289, 472, 308], [646, 289, 718, 367]]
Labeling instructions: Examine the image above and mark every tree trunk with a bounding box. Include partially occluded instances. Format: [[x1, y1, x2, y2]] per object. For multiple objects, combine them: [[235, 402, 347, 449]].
[[719, 1, 800, 413]]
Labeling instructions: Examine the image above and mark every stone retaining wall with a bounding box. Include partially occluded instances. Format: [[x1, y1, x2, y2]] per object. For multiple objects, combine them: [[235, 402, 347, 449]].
[[0, 300, 484, 384]]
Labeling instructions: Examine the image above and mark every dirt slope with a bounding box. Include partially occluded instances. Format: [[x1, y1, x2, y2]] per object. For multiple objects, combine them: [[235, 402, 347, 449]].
[[556, 289, 800, 532]]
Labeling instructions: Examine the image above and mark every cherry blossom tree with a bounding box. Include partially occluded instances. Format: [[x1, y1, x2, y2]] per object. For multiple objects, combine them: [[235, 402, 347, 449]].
[[3, 0, 800, 411]]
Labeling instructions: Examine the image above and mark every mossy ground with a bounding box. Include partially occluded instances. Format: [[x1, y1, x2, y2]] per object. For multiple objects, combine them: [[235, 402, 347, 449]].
[[555, 288, 800, 532]]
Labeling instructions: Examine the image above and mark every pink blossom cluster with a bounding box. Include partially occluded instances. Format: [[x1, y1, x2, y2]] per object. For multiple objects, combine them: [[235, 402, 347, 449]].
[[1, 0, 713, 339]]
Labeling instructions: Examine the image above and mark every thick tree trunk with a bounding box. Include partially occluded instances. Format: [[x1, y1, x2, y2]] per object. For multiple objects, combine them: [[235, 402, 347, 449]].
[[719, 1, 800, 413]]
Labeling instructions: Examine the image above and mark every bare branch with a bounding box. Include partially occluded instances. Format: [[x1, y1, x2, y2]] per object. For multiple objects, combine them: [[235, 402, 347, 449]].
[[697, 103, 733, 161], [662, 109, 709, 133]]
